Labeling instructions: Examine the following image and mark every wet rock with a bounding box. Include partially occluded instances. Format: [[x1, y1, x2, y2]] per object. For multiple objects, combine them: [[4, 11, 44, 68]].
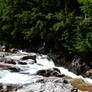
[[48, 52, 92, 76], [48, 52, 66, 67], [36, 70, 46, 76], [71, 88, 78, 92], [36, 68, 65, 77], [9, 48, 19, 53], [71, 58, 84, 74], [70, 78, 92, 91], [16, 77, 77, 92], [0, 58, 30, 65], [57, 74, 65, 77], [0, 63, 20, 71], [0, 45, 6, 52], [18, 62, 27, 65], [21, 55, 36, 62], [8, 67, 21, 72], [0, 58, 16, 64], [0, 52, 10, 57], [0, 84, 18, 92], [63, 79, 68, 84], [53, 68, 61, 73], [71, 56, 92, 75], [84, 69, 92, 79]]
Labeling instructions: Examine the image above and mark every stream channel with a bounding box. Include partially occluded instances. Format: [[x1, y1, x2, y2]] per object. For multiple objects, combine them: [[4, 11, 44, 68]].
[[0, 51, 92, 92]]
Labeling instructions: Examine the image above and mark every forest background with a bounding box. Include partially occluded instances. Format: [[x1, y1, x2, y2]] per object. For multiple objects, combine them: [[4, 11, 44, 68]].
[[0, 0, 92, 54]]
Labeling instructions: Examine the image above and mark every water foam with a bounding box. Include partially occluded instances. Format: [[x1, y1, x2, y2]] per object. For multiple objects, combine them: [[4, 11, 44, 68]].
[[0, 72, 43, 85], [0, 51, 92, 85], [36, 54, 55, 68]]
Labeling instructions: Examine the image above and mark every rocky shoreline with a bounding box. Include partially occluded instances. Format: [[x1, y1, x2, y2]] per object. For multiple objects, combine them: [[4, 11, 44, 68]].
[[47, 52, 92, 79]]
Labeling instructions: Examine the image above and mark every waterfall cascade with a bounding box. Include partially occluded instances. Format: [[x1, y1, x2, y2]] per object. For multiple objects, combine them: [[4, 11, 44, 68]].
[[0, 51, 92, 92]]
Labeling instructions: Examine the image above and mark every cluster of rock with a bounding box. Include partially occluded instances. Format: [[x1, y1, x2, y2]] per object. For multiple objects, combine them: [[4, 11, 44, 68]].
[[0, 51, 37, 73], [48, 52, 92, 79], [36, 68, 65, 77], [0, 76, 85, 92], [16, 77, 78, 92]]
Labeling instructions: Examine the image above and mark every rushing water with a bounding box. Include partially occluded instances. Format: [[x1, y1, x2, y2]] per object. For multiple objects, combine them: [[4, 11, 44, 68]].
[[0, 51, 92, 86]]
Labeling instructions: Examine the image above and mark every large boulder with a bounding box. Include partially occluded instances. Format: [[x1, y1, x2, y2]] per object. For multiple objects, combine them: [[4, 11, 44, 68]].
[[16, 77, 78, 92], [0, 77, 89, 92], [70, 78, 92, 92], [36, 68, 63, 77], [21, 55, 36, 61], [48, 52, 92, 76]]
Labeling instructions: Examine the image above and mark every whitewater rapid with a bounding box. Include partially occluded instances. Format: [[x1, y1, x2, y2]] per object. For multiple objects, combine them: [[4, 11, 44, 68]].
[[0, 51, 92, 85]]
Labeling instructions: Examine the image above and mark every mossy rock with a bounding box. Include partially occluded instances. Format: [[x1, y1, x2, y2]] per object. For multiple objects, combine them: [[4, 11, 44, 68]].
[[70, 78, 92, 91]]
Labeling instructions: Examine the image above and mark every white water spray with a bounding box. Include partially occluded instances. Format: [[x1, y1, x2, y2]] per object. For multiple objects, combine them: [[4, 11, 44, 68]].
[[0, 51, 92, 86]]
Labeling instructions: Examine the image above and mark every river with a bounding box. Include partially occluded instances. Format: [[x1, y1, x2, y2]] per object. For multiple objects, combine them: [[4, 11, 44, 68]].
[[0, 51, 92, 91]]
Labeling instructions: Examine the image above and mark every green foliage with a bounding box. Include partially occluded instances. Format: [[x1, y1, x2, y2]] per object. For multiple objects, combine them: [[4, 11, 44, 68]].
[[0, 0, 92, 53], [78, 0, 92, 18]]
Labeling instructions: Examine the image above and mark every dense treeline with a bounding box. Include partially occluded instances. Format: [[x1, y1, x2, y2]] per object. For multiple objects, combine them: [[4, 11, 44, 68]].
[[0, 0, 92, 53]]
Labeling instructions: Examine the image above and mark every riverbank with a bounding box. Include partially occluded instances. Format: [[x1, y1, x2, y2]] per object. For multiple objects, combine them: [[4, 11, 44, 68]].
[[47, 52, 92, 78]]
